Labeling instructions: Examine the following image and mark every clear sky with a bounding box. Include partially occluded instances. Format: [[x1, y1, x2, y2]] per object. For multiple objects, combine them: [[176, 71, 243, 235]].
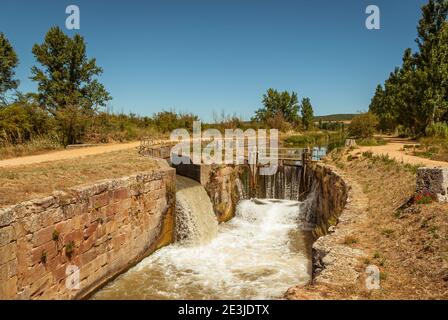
[[0, 0, 428, 120]]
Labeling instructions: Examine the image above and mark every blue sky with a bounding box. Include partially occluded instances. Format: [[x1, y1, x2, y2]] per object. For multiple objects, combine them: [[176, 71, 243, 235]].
[[0, 0, 427, 120]]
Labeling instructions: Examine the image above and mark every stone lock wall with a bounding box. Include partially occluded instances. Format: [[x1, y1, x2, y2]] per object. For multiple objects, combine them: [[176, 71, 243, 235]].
[[0, 167, 175, 300], [204, 165, 242, 223], [305, 163, 349, 238]]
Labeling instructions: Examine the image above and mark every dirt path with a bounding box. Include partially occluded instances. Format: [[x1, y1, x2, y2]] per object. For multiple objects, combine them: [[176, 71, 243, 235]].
[[0, 142, 140, 168], [352, 137, 448, 168]]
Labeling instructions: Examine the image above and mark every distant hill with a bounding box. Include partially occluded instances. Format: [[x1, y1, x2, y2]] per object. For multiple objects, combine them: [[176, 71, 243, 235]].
[[314, 114, 357, 122]]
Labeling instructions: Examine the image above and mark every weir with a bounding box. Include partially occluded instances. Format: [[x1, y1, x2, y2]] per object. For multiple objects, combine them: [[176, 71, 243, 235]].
[[89, 140, 334, 300], [174, 176, 218, 245], [92, 173, 315, 299]]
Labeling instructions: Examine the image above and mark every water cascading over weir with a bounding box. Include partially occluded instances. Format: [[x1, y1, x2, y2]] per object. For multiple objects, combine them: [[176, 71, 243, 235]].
[[174, 176, 218, 245], [92, 165, 316, 299], [89, 143, 325, 299]]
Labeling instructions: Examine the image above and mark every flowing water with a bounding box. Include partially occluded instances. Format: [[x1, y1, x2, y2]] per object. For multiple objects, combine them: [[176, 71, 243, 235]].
[[92, 176, 313, 300]]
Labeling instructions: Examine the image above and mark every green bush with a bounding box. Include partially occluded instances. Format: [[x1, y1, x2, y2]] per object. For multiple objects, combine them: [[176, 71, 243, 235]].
[[396, 125, 413, 138], [0, 102, 55, 145], [348, 113, 378, 138], [425, 122, 448, 139], [357, 137, 386, 146], [284, 131, 346, 147]]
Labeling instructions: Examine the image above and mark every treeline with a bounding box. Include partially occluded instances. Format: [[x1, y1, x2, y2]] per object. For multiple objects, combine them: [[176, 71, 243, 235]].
[[1, 25, 320, 158], [369, 0, 448, 137], [0, 27, 207, 154]]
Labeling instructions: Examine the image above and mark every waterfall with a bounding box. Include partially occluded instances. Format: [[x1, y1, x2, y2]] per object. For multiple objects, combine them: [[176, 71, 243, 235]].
[[235, 177, 247, 200], [92, 167, 317, 300], [174, 175, 218, 245], [254, 165, 302, 200]]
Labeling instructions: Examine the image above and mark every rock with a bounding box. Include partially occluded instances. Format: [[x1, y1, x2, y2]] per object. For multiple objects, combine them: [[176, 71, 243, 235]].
[[416, 167, 448, 202], [345, 139, 357, 148]]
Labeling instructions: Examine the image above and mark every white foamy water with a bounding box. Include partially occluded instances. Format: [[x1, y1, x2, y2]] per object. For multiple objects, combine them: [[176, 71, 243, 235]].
[[174, 176, 218, 245], [93, 185, 313, 300]]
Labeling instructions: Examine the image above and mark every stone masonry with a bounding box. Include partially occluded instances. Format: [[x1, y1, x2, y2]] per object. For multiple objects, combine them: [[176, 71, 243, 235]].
[[0, 167, 175, 300], [416, 167, 448, 202]]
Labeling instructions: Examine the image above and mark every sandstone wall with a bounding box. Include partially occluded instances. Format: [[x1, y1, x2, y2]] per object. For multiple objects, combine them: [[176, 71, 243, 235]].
[[306, 163, 349, 238], [300, 163, 367, 288], [0, 167, 175, 300], [204, 165, 243, 223]]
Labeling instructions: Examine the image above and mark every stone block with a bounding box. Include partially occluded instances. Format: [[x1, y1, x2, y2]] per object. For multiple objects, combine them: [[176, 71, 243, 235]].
[[416, 167, 448, 202], [0, 242, 17, 265], [83, 222, 98, 240], [0, 226, 15, 247], [91, 192, 110, 209], [0, 259, 17, 281], [0, 276, 17, 299], [113, 188, 129, 202], [30, 241, 58, 265], [32, 225, 54, 247], [0, 207, 14, 227]]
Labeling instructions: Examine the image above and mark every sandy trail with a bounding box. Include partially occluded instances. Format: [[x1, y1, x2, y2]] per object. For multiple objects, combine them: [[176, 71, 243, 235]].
[[0, 142, 140, 168], [352, 137, 448, 168], [2, 136, 448, 169]]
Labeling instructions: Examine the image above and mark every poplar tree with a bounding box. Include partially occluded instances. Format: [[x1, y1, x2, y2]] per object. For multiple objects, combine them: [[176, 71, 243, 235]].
[[301, 98, 314, 131]]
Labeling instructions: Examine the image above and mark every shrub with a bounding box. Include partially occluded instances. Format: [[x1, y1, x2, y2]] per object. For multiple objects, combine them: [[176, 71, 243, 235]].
[[412, 190, 436, 205], [40, 250, 47, 264], [357, 137, 386, 146], [0, 102, 55, 145], [362, 151, 373, 159], [348, 113, 378, 138], [425, 122, 448, 138], [65, 241, 75, 257], [284, 131, 346, 147], [396, 125, 413, 138], [344, 235, 359, 245], [52, 230, 60, 241]]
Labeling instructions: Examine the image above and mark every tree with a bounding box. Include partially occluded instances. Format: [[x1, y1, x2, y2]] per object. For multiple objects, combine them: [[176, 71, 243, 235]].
[[0, 33, 19, 105], [422, 21, 448, 125], [301, 97, 314, 131], [348, 113, 379, 138], [369, 0, 448, 135], [30, 27, 111, 145], [253, 89, 300, 127]]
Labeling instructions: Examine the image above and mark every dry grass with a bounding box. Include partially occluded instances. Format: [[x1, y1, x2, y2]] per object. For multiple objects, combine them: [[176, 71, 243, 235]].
[[0, 149, 159, 208], [323, 149, 448, 299], [0, 136, 63, 160]]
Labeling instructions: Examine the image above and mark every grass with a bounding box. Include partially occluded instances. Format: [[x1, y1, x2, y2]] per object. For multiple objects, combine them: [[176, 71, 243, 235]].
[[0, 149, 158, 208], [413, 137, 448, 162], [356, 137, 387, 147], [359, 151, 421, 175], [323, 149, 448, 299], [343, 235, 359, 245], [284, 131, 346, 147], [381, 229, 394, 238], [0, 136, 63, 160]]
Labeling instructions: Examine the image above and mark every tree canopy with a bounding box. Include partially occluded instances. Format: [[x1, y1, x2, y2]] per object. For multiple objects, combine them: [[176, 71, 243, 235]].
[[253, 88, 300, 127], [369, 0, 448, 135], [301, 97, 314, 130], [31, 26, 111, 115], [348, 113, 379, 138], [30, 27, 111, 144], [0, 33, 19, 105]]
